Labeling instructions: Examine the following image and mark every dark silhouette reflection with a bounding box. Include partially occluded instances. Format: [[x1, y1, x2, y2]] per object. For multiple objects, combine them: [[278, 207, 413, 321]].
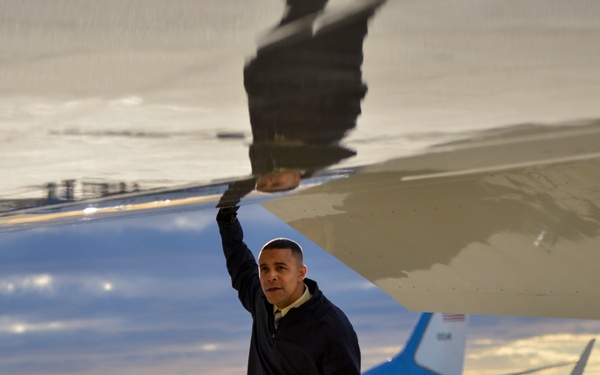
[[217, 0, 385, 207]]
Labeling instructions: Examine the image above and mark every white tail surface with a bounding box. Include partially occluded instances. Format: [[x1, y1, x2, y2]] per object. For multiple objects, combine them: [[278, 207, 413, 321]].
[[414, 313, 468, 375]]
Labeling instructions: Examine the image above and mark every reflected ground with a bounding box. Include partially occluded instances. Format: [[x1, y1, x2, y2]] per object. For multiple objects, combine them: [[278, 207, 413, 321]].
[[2, 0, 600, 373]]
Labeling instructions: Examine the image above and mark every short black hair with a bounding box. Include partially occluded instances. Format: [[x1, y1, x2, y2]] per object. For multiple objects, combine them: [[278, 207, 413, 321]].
[[261, 238, 304, 263]]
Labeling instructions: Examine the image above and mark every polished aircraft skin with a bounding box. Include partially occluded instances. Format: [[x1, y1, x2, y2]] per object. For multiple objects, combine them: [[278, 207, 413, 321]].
[[2, 0, 600, 322]]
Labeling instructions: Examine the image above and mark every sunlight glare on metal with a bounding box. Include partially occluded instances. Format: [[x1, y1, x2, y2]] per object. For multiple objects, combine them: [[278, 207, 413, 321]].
[[83, 207, 98, 215]]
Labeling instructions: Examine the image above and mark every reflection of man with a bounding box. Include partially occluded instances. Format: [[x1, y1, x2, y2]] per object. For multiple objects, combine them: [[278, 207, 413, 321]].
[[256, 170, 301, 192], [218, 0, 383, 207], [216, 206, 361, 374]]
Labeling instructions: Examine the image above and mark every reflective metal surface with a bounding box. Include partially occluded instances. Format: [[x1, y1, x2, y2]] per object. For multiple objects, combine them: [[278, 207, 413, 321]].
[[2, 0, 600, 321], [1, 0, 386, 225], [264, 121, 600, 319]]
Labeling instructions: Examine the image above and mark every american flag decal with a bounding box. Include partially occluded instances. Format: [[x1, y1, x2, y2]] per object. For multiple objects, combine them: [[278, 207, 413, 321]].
[[442, 313, 465, 322]]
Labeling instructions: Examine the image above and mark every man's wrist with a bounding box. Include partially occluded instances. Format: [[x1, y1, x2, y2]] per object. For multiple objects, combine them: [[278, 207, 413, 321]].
[[216, 206, 240, 224]]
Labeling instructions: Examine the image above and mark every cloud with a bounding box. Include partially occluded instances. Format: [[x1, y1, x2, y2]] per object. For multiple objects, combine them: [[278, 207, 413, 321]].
[[3, 205, 600, 375], [465, 333, 600, 375], [0, 316, 122, 335], [0, 274, 54, 295], [57, 273, 233, 299], [77, 210, 217, 234], [107, 211, 216, 233]]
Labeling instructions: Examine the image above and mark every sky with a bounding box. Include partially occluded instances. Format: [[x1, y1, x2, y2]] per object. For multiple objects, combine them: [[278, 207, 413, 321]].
[[1, 204, 599, 375]]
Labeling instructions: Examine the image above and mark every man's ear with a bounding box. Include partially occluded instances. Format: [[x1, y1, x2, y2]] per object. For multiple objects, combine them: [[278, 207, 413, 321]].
[[299, 265, 307, 280]]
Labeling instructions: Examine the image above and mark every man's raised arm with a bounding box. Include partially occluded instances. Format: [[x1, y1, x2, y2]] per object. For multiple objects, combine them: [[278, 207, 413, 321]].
[[216, 207, 262, 313]]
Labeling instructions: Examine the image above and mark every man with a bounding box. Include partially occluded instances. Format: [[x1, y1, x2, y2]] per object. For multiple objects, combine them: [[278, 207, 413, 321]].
[[216, 206, 361, 374]]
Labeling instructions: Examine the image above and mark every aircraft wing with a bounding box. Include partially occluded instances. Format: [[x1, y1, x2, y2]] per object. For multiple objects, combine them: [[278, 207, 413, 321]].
[[2, 0, 600, 322], [262, 121, 600, 319]]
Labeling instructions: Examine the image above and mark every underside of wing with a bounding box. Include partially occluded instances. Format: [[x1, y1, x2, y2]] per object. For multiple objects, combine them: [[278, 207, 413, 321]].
[[262, 121, 600, 319]]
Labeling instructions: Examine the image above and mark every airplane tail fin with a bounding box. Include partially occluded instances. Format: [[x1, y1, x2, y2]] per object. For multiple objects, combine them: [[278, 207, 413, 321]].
[[570, 339, 595, 375], [364, 312, 468, 375]]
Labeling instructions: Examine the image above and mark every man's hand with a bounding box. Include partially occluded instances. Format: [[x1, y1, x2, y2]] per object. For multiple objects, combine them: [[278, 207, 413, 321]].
[[216, 206, 240, 224]]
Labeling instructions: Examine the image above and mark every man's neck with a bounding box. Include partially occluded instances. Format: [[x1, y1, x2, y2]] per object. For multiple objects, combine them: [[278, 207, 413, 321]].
[[275, 284, 311, 316]]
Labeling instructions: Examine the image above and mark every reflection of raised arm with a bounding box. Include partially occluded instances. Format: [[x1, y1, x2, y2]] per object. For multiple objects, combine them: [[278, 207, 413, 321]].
[[278, 0, 329, 26], [216, 207, 262, 313], [216, 179, 256, 208]]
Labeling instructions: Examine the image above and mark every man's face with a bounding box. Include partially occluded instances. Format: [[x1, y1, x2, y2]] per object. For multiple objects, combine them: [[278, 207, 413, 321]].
[[258, 248, 307, 309], [256, 171, 301, 193]]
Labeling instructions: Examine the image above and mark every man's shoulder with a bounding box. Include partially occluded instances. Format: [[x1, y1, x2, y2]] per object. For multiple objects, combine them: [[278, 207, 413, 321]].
[[304, 280, 354, 327]]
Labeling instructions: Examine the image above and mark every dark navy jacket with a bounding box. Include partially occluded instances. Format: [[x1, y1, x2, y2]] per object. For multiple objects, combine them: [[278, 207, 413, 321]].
[[217, 215, 361, 375]]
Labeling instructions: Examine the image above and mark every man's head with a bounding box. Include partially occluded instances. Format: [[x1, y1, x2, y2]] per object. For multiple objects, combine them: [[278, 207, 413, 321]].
[[258, 238, 307, 309], [256, 171, 301, 193]]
